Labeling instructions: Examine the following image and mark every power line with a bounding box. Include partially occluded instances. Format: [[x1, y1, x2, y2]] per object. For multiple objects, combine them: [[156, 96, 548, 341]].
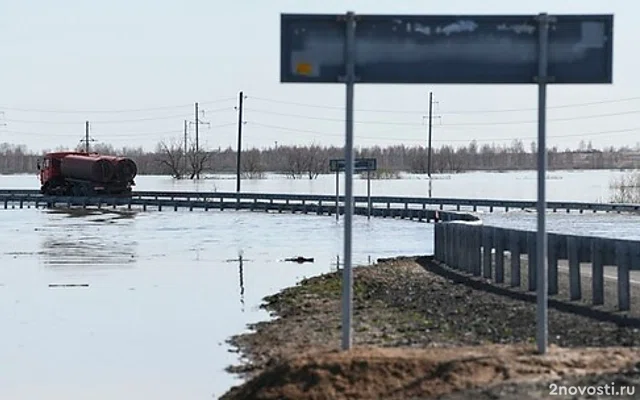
[[248, 95, 640, 115], [2, 107, 233, 125], [3, 129, 184, 138], [243, 107, 640, 127], [0, 97, 236, 114], [246, 121, 640, 144]]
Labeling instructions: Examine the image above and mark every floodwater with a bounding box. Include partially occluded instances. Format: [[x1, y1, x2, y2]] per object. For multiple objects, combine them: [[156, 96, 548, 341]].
[[0, 170, 637, 399]]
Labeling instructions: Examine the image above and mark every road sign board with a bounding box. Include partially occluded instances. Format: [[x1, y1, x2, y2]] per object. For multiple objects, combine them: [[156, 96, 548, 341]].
[[280, 14, 613, 84], [329, 158, 377, 172]]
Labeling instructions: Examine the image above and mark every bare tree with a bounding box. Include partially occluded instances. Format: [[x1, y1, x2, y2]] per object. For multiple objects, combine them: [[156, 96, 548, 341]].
[[282, 146, 306, 179], [609, 170, 640, 203], [241, 149, 265, 179], [187, 142, 210, 180], [304, 144, 326, 179], [156, 139, 186, 179]]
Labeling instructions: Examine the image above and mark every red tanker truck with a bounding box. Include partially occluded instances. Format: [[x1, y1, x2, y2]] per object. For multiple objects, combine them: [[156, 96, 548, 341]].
[[37, 151, 137, 196]]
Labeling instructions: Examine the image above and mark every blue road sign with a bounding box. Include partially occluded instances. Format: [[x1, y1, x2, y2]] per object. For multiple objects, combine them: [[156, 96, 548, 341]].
[[280, 14, 613, 84], [329, 158, 377, 172]]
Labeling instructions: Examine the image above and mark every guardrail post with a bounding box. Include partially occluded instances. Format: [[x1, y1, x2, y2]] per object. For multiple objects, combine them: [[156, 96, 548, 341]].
[[527, 231, 537, 292], [448, 223, 455, 267], [466, 225, 474, 273], [460, 224, 468, 272], [567, 236, 581, 301], [616, 241, 630, 311], [434, 222, 441, 259], [455, 224, 463, 270], [449, 223, 456, 267], [472, 225, 482, 276], [494, 227, 504, 283], [510, 231, 521, 287], [548, 234, 559, 295], [591, 237, 604, 306], [462, 224, 471, 272], [482, 225, 492, 279]]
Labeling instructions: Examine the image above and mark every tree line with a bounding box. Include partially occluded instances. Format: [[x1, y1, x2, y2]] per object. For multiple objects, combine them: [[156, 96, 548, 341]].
[[1, 139, 640, 178]]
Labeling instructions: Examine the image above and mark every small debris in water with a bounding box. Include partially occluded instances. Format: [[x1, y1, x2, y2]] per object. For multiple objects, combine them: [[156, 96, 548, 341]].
[[284, 256, 314, 263], [48, 283, 89, 288]]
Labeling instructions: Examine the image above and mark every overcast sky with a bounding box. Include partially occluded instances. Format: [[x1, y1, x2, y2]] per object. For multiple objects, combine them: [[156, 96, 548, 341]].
[[0, 0, 635, 153]]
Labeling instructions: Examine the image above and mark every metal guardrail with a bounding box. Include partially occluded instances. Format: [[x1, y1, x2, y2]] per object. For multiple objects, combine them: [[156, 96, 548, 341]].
[[434, 222, 640, 311], [0, 192, 478, 223], [1, 189, 640, 213]]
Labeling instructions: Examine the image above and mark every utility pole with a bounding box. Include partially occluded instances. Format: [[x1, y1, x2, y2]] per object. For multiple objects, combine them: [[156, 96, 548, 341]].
[[236, 91, 245, 192], [184, 119, 188, 175], [422, 92, 440, 180], [195, 102, 199, 169], [189, 102, 210, 179], [427, 92, 433, 178], [85, 121, 90, 152], [79, 121, 95, 153]]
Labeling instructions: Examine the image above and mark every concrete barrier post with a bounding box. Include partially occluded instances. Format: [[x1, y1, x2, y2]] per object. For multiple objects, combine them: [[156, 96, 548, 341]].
[[591, 237, 604, 306], [482, 226, 493, 279], [567, 236, 582, 301], [494, 227, 505, 284], [616, 241, 630, 311]]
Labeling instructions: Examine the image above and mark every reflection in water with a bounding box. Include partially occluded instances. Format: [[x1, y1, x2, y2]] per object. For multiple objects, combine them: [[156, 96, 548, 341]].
[[428, 178, 433, 199], [332, 254, 342, 271], [226, 251, 247, 312], [39, 206, 138, 267], [239, 255, 245, 312]]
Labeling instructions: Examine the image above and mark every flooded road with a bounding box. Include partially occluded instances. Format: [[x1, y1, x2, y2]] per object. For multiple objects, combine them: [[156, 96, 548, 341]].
[[0, 207, 432, 399]]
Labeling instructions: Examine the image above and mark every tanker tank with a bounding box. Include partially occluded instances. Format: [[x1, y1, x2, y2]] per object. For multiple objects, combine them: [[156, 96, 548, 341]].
[[60, 154, 115, 183], [99, 156, 138, 181]]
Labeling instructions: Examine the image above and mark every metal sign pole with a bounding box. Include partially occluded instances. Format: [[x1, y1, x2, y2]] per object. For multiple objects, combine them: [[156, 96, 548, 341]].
[[335, 169, 339, 221], [341, 10, 356, 351], [367, 169, 371, 220], [536, 12, 551, 355]]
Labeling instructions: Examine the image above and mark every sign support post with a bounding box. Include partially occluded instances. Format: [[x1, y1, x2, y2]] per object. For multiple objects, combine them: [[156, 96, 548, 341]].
[[367, 169, 371, 220], [335, 169, 340, 221], [340, 10, 356, 351], [536, 12, 552, 355]]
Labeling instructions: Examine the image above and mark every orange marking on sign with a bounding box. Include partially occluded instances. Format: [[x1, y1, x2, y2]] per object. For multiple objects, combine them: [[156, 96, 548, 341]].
[[296, 62, 313, 75]]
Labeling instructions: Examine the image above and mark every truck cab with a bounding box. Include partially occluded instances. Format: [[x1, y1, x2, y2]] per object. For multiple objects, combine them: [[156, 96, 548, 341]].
[[38, 152, 80, 195]]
